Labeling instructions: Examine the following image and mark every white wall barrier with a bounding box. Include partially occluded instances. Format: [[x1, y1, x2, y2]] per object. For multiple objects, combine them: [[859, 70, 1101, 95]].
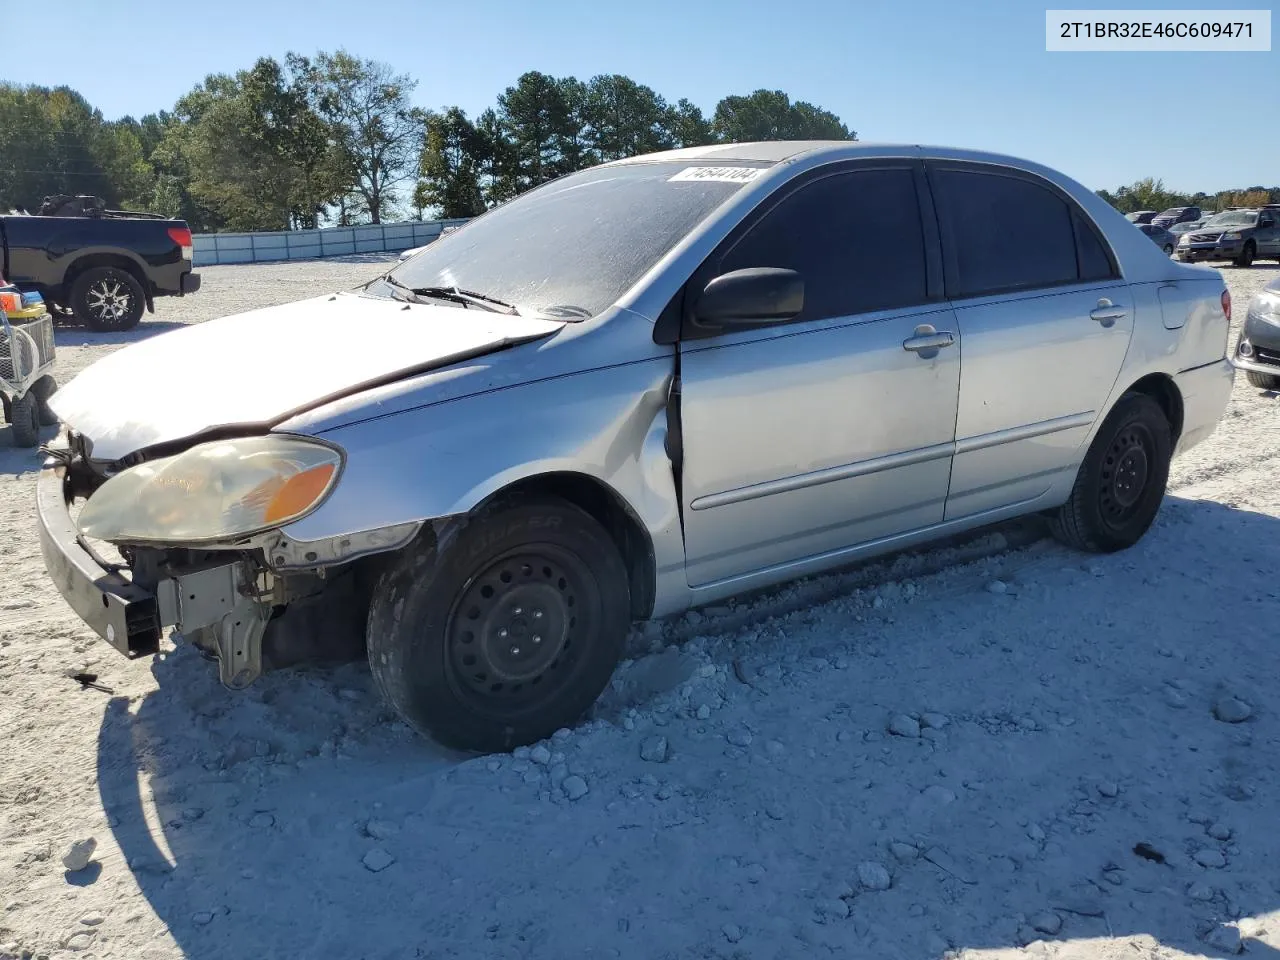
[[191, 218, 471, 267]]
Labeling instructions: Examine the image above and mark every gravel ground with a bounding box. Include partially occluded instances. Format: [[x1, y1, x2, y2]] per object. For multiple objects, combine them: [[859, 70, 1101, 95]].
[[2, 256, 1279, 960]]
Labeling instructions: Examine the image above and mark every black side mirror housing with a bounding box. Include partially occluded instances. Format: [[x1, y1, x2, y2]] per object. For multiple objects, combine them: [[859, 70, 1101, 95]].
[[693, 267, 804, 329]]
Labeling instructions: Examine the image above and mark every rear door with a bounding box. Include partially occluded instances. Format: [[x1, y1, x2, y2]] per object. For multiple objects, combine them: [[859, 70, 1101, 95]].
[[1256, 211, 1280, 256], [927, 160, 1134, 520]]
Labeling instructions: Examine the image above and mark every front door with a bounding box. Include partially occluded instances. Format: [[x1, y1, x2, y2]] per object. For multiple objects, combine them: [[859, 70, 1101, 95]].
[[676, 162, 961, 589], [926, 161, 1135, 520]]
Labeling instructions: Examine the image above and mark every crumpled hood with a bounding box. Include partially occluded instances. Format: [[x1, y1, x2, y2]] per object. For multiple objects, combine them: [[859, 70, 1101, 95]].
[[50, 291, 565, 461]]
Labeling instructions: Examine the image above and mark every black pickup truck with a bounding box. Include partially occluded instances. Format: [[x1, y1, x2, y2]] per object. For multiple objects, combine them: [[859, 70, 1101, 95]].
[[0, 206, 201, 332]]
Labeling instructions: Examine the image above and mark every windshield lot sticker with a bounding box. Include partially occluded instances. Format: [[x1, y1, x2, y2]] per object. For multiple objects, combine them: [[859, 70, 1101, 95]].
[[668, 166, 764, 184]]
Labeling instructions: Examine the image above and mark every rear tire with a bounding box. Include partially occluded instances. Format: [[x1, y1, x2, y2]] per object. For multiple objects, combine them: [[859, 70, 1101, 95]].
[[31, 375, 58, 425], [1162, 244, 1174, 255], [1050, 393, 1172, 553], [367, 497, 631, 753], [1245, 368, 1280, 391], [1234, 241, 1256, 268], [9, 392, 40, 447], [71, 267, 145, 332]]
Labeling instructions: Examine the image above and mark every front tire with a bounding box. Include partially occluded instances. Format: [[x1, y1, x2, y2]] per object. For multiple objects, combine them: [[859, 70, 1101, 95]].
[[1050, 393, 1172, 553], [9, 392, 40, 447], [1245, 368, 1280, 391], [1234, 241, 1256, 268], [367, 497, 631, 753], [71, 267, 146, 332], [1162, 244, 1174, 256]]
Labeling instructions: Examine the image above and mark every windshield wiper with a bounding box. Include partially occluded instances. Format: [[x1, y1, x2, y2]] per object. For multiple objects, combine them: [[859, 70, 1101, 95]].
[[381, 275, 518, 315]]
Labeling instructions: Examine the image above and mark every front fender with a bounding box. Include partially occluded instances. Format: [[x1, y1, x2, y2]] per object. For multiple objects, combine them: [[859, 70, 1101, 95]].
[[279, 357, 688, 613]]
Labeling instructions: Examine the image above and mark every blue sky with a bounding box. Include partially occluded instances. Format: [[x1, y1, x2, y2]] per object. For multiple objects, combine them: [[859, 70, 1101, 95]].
[[4, 0, 1275, 193]]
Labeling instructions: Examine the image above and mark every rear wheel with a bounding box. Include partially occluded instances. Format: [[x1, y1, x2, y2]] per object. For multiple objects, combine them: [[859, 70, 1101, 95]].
[[9, 392, 40, 447], [31, 375, 58, 425], [1050, 393, 1172, 553], [1245, 368, 1280, 391], [71, 267, 145, 332], [1234, 241, 1256, 268], [367, 497, 631, 752], [1162, 243, 1174, 255]]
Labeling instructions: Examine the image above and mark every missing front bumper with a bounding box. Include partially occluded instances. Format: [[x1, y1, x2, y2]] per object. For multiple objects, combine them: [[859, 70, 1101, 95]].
[[36, 465, 271, 686]]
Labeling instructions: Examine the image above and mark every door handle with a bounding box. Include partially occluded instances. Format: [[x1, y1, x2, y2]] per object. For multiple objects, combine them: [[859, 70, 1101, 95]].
[[1090, 298, 1127, 327], [903, 323, 955, 355]]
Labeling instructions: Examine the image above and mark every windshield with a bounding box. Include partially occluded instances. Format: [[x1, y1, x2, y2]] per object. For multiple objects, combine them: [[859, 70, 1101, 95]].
[[1203, 211, 1258, 227], [378, 161, 770, 318]]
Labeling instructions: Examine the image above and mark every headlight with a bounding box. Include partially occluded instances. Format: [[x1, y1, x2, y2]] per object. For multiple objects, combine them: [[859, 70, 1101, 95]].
[[1223, 232, 1242, 241], [1251, 293, 1280, 326], [77, 436, 343, 543]]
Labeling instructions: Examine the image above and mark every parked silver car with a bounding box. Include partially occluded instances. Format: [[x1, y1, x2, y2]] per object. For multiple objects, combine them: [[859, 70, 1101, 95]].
[[37, 141, 1235, 752], [1233, 275, 1280, 390]]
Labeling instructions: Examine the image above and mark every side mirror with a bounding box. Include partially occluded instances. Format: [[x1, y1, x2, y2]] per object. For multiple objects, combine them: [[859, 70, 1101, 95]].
[[693, 267, 804, 329]]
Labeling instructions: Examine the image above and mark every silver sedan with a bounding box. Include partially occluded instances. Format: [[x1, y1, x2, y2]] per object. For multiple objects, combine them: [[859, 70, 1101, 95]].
[[38, 141, 1235, 752]]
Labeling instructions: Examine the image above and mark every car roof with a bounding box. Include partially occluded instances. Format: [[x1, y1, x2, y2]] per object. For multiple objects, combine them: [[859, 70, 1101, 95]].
[[601, 140, 1091, 174]]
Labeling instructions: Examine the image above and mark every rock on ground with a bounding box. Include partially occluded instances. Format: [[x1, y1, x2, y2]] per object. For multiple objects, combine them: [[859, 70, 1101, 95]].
[[60, 839, 96, 873]]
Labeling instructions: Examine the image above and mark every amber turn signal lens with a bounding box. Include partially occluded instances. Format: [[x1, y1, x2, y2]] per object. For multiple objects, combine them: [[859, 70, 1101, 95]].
[[264, 463, 337, 524]]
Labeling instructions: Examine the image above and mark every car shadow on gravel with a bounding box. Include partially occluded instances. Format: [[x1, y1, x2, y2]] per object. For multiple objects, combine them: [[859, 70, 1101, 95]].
[[53, 320, 189, 347], [0, 424, 60, 474], [94, 495, 1280, 960]]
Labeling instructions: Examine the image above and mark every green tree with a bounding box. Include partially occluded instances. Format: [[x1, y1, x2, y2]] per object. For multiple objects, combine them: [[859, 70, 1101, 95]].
[[581, 75, 676, 162], [666, 98, 715, 148], [296, 50, 423, 223], [414, 108, 486, 219], [495, 71, 579, 194], [711, 89, 854, 142]]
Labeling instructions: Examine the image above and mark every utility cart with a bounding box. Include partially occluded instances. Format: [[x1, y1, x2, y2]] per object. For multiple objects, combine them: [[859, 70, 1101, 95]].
[[1, 283, 58, 447]]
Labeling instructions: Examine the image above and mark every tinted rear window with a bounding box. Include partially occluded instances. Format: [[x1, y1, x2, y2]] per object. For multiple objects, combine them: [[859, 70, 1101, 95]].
[[934, 168, 1080, 297]]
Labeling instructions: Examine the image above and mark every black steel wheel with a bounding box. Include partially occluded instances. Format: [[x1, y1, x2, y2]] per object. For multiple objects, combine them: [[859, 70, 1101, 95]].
[[1234, 241, 1256, 268], [367, 497, 630, 753], [71, 266, 145, 332], [1050, 392, 1172, 553]]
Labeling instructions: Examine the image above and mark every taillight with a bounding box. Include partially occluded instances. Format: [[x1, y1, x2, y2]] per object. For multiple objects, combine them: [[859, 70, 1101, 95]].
[[1221, 289, 1231, 323], [167, 225, 194, 262]]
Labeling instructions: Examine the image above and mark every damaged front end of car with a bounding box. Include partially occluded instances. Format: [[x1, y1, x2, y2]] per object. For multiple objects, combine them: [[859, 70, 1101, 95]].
[[37, 427, 422, 689]]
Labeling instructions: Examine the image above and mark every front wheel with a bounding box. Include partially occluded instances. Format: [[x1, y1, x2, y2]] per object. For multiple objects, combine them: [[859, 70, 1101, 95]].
[[1050, 393, 1172, 553], [1245, 368, 1280, 391], [367, 497, 631, 753], [1234, 241, 1256, 268], [1162, 244, 1174, 256]]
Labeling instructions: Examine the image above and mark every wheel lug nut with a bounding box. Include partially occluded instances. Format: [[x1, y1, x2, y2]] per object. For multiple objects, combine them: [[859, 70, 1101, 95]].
[[533, 610, 543, 619], [513, 606, 523, 615], [498, 628, 508, 638], [510, 646, 520, 656], [532, 635, 542, 644]]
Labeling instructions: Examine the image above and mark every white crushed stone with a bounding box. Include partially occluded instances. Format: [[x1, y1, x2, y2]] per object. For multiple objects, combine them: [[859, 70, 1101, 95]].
[[2, 261, 1277, 960]]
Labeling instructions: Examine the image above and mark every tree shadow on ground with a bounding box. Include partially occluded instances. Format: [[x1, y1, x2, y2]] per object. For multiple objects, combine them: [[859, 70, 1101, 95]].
[[95, 495, 1280, 960]]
